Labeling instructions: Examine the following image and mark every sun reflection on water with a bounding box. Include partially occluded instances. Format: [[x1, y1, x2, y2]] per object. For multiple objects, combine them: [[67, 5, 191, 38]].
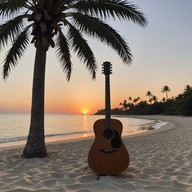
[[82, 114, 92, 138]]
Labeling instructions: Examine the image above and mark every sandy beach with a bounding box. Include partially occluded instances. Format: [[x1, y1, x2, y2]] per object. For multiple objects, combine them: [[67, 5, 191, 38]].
[[0, 115, 192, 192]]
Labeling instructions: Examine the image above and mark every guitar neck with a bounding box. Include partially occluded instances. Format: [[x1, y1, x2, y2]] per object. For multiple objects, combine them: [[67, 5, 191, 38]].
[[105, 75, 111, 129]]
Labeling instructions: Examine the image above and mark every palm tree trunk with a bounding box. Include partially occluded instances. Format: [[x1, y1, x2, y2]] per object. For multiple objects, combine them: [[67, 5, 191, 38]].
[[166, 91, 168, 100], [23, 47, 47, 158]]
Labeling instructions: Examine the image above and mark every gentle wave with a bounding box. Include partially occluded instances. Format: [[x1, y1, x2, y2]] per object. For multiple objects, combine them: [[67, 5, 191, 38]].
[[0, 114, 165, 147], [0, 131, 93, 144], [0, 136, 27, 144], [152, 120, 167, 129]]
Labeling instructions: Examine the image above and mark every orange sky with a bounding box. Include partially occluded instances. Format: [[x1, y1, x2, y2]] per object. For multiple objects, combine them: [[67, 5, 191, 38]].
[[0, 0, 192, 114]]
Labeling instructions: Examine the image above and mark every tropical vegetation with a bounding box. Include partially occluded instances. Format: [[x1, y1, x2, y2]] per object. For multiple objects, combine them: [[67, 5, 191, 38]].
[[95, 84, 192, 116], [161, 85, 171, 101], [0, 0, 147, 157]]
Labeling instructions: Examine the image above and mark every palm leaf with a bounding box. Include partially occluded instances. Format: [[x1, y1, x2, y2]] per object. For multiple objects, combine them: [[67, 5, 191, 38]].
[[52, 0, 73, 12], [72, 13, 132, 64], [0, 0, 28, 17], [0, 15, 25, 50], [73, 0, 148, 26], [55, 30, 72, 81], [3, 27, 30, 79], [0, 1, 8, 16], [67, 22, 97, 79]]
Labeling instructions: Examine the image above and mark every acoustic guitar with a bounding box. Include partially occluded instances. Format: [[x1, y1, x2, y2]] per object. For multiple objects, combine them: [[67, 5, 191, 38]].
[[88, 61, 129, 175]]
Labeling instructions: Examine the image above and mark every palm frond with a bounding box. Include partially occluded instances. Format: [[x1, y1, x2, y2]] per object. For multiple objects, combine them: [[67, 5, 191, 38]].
[[0, 0, 29, 17], [0, 15, 25, 50], [72, 13, 132, 64], [0, 1, 8, 16], [0, 0, 6, 4], [55, 30, 72, 81], [49, 0, 72, 15], [73, 0, 147, 27], [67, 22, 97, 79], [3, 27, 30, 79]]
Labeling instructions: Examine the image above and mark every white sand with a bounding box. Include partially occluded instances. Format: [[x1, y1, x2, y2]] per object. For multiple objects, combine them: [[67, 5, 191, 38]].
[[0, 115, 192, 192]]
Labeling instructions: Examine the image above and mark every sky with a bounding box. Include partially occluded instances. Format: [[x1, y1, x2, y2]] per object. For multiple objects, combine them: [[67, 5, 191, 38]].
[[0, 0, 192, 114]]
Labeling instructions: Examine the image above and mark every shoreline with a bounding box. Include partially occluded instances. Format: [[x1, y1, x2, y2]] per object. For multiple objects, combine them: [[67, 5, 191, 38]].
[[0, 115, 164, 151], [0, 115, 192, 191]]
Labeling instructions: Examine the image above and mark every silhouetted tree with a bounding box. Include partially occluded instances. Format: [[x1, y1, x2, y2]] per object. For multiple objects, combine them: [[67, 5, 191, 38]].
[[95, 84, 192, 116], [152, 95, 158, 103], [128, 96, 132, 103], [145, 91, 153, 104], [184, 85, 192, 93], [161, 85, 171, 101]]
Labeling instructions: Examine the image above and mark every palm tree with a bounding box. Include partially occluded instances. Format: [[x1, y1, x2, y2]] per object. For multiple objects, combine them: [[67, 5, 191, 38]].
[[145, 91, 152, 104], [133, 97, 139, 106], [161, 85, 171, 101], [128, 96, 132, 103], [152, 95, 158, 103], [162, 97, 166, 102], [0, 0, 147, 158], [122, 99, 128, 110], [184, 85, 192, 93]]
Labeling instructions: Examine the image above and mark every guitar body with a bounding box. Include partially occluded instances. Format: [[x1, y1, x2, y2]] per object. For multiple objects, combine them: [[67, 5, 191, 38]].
[[88, 61, 129, 174], [88, 118, 129, 175]]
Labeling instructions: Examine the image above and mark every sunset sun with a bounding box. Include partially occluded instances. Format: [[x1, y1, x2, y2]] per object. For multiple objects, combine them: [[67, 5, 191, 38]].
[[82, 108, 89, 115]]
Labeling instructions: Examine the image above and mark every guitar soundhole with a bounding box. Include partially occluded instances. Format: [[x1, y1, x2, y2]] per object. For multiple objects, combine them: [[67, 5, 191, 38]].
[[103, 129, 114, 140]]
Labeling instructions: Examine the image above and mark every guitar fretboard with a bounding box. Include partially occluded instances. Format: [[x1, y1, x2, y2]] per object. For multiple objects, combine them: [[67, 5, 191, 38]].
[[102, 61, 112, 130], [105, 74, 111, 129]]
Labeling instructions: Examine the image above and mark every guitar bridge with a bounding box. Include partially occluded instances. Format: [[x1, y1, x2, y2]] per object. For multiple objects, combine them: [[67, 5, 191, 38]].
[[100, 148, 117, 153]]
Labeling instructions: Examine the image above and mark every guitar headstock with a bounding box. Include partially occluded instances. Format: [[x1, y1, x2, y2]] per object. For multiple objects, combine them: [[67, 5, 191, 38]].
[[102, 61, 112, 76]]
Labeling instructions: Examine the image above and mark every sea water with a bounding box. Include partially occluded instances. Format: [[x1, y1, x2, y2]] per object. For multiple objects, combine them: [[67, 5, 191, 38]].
[[0, 114, 163, 148]]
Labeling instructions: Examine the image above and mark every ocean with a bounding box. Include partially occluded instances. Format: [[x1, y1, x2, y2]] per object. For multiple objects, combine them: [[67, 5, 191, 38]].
[[0, 114, 165, 148]]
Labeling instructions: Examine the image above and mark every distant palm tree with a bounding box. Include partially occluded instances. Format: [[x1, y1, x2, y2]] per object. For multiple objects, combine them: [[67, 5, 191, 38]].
[[128, 96, 132, 103], [0, 0, 147, 158], [122, 99, 128, 110], [152, 95, 158, 103], [149, 98, 153, 104], [133, 97, 140, 105], [136, 97, 141, 104], [145, 91, 153, 104], [184, 85, 192, 93], [161, 85, 171, 101]]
